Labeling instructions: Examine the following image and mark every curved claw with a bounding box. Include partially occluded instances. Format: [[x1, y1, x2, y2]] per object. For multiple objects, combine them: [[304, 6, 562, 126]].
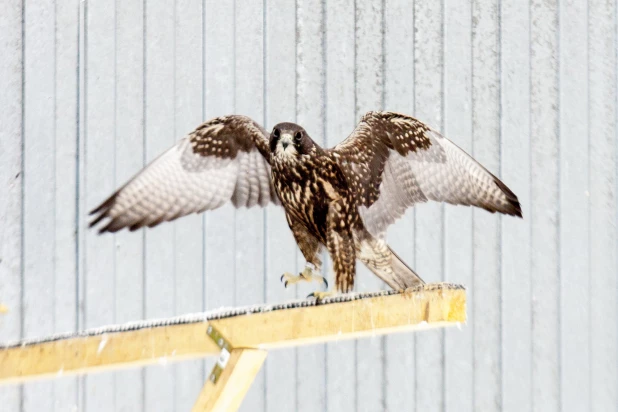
[[322, 278, 329, 289], [280, 274, 285, 282], [307, 291, 335, 301], [284, 281, 289, 288]]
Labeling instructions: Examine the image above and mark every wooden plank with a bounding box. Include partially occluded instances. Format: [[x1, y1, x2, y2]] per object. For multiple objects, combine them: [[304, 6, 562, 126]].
[[443, 1, 473, 411], [144, 1, 176, 410], [324, 1, 356, 410], [234, 3, 266, 411], [1, 323, 221, 384], [264, 0, 298, 411], [589, 0, 618, 409], [530, 1, 560, 411], [114, 0, 146, 410], [558, 1, 590, 410], [383, 1, 416, 410], [295, 1, 327, 410], [0, 285, 466, 384], [192, 349, 267, 412], [174, 1, 205, 410], [471, 1, 502, 410], [22, 0, 56, 410], [83, 0, 117, 410], [354, 1, 385, 410], [54, 0, 80, 409], [0, 0, 23, 409], [500, 1, 532, 411], [413, 1, 444, 410]]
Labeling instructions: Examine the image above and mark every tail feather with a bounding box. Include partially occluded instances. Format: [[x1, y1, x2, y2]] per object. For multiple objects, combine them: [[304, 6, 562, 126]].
[[387, 246, 425, 288], [357, 236, 425, 290]]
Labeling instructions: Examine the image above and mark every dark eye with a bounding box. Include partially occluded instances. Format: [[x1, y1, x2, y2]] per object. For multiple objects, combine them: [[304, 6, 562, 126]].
[[294, 131, 302, 141], [273, 128, 281, 138]]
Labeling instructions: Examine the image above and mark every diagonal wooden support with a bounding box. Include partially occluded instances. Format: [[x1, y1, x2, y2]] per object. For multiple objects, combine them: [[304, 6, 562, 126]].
[[192, 349, 267, 412]]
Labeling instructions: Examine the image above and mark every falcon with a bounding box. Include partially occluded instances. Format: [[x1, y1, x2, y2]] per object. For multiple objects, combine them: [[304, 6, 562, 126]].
[[90, 111, 522, 298]]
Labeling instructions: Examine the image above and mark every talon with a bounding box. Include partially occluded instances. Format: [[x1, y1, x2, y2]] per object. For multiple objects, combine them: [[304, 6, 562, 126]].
[[280, 266, 326, 289], [307, 291, 336, 301]]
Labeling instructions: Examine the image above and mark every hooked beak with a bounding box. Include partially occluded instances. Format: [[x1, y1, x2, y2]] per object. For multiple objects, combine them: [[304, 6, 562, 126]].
[[280, 134, 293, 150]]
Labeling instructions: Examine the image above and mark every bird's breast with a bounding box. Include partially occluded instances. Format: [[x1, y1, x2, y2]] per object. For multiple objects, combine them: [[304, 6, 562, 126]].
[[271, 161, 332, 234]]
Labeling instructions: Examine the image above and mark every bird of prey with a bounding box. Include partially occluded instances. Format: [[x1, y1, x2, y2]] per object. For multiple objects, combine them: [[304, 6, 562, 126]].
[[90, 111, 522, 298]]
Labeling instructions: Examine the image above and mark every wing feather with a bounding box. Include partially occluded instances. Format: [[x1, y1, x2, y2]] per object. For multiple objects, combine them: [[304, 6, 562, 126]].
[[331, 111, 522, 237], [90, 115, 277, 233]]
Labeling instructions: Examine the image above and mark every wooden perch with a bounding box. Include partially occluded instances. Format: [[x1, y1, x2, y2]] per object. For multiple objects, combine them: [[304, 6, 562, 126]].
[[0, 282, 466, 411]]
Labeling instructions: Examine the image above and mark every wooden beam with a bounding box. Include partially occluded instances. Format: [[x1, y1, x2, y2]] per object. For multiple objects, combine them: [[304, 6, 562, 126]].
[[192, 349, 267, 412], [0, 283, 465, 384], [0, 323, 220, 384]]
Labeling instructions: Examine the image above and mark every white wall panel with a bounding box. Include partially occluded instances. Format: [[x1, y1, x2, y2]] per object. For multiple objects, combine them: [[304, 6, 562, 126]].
[[2, 1, 617, 411]]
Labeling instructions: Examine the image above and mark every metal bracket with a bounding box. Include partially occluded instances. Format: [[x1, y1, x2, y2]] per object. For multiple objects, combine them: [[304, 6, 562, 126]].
[[206, 324, 232, 384]]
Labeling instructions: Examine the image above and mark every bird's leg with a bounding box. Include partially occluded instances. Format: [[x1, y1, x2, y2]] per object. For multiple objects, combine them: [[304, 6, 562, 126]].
[[324, 206, 356, 295], [280, 262, 328, 289], [281, 216, 329, 291]]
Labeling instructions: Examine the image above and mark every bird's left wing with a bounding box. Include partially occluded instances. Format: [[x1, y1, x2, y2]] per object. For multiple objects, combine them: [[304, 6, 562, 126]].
[[330, 111, 522, 237], [90, 115, 278, 233]]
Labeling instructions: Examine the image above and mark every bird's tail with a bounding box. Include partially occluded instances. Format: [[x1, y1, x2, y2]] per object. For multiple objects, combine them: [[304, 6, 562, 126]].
[[357, 236, 425, 290]]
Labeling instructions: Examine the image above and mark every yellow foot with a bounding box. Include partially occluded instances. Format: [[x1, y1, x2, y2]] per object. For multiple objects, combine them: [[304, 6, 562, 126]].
[[280, 265, 328, 289], [307, 291, 337, 301]]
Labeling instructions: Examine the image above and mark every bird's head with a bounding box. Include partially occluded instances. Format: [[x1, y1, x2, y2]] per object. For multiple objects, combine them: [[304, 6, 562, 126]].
[[269, 122, 316, 161]]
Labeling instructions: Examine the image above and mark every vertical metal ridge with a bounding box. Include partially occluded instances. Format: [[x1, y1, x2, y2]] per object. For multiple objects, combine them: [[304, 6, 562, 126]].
[[585, 1, 592, 409], [232, 0, 237, 308], [527, 0, 533, 407], [440, 1, 446, 411], [141, 0, 147, 409], [201, 0, 207, 389], [74, 1, 82, 410], [380, 2, 387, 410], [411, 1, 418, 409], [112, 0, 118, 409], [261, 2, 268, 410], [496, 0, 504, 410], [293, 1, 299, 410], [470, 0, 476, 409], [553, 0, 563, 396], [79, 0, 89, 409], [353, 1, 359, 409], [19, 0, 26, 410], [53, 0, 58, 348], [615, 3, 618, 409], [172, 1, 178, 407]]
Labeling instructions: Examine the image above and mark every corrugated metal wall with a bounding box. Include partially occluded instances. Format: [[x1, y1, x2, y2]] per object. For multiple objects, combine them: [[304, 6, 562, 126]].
[[0, 0, 616, 411]]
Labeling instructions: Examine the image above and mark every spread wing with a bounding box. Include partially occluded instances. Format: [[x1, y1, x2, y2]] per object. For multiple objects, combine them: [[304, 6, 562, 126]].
[[330, 111, 522, 237], [90, 115, 278, 233]]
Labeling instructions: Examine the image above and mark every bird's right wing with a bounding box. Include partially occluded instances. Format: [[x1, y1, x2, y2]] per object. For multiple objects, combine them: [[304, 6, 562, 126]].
[[330, 111, 521, 238], [90, 115, 278, 233]]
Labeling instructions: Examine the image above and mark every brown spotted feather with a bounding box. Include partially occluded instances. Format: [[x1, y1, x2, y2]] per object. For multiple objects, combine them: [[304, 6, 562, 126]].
[[90, 115, 276, 233], [331, 111, 522, 237]]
